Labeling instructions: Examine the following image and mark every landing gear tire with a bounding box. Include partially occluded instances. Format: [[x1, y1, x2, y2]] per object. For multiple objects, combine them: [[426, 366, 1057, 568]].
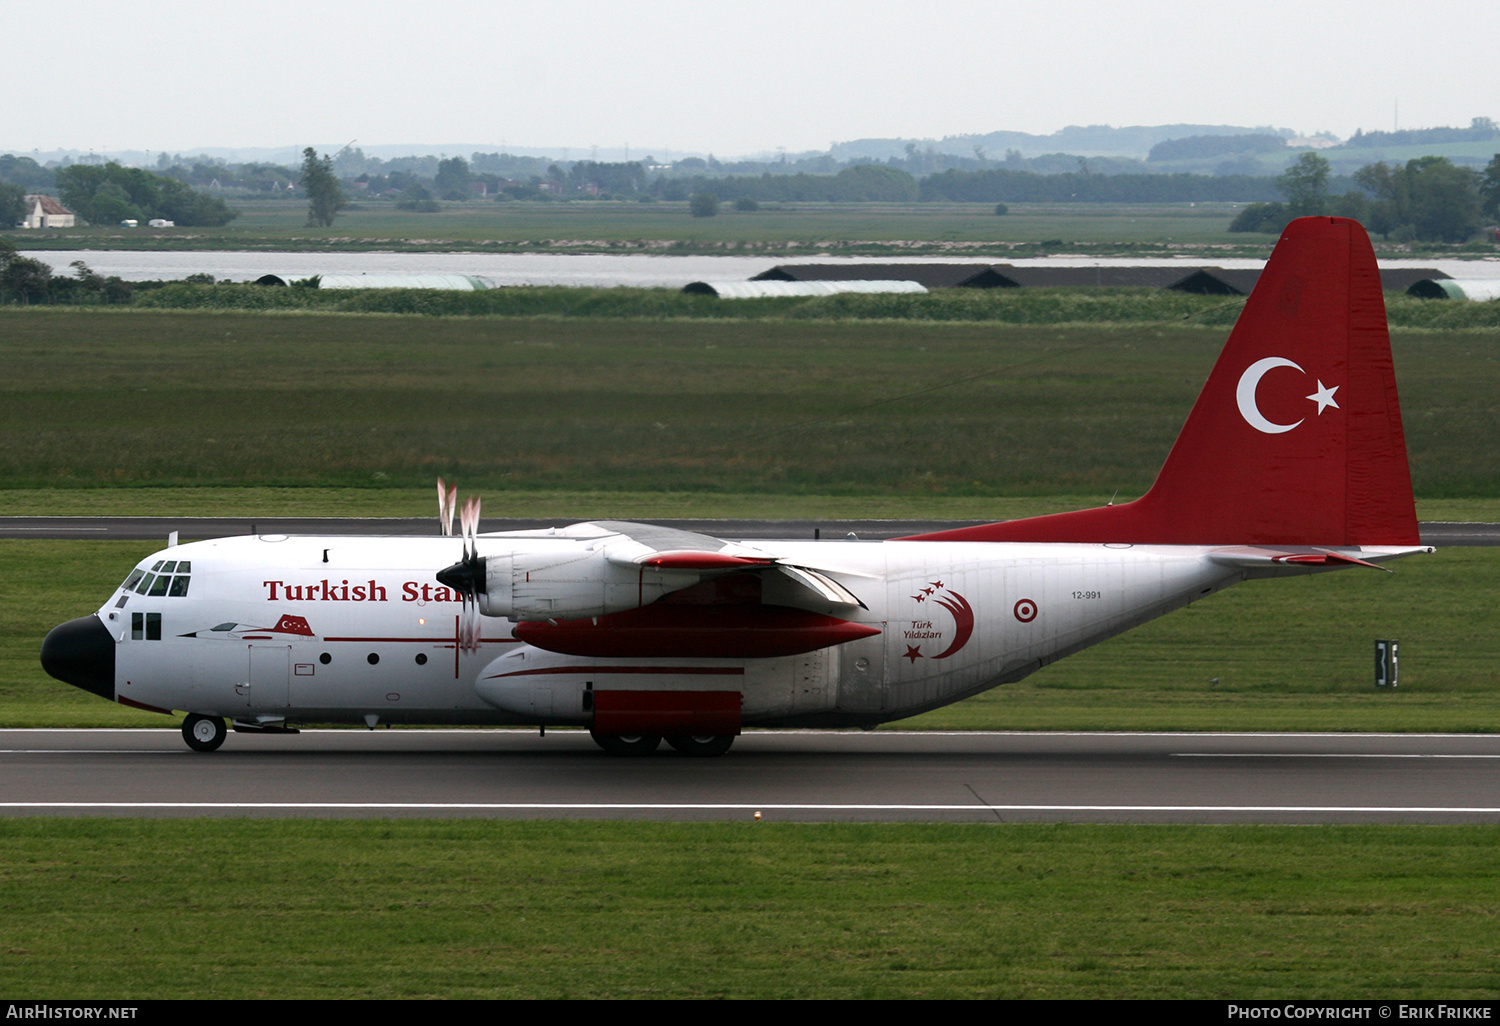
[[588, 729, 661, 756], [665, 735, 735, 757], [182, 714, 227, 753]]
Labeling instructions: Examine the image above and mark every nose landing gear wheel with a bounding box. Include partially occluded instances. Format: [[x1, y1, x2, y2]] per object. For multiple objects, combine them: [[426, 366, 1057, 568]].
[[182, 714, 227, 753], [588, 729, 662, 756], [665, 735, 735, 757]]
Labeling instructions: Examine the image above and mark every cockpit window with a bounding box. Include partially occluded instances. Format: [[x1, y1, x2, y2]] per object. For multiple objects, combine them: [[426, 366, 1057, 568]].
[[133, 566, 192, 598], [151, 561, 164, 572], [211, 622, 237, 632]]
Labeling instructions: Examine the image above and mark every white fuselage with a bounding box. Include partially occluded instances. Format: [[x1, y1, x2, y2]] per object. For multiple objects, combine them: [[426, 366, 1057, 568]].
[[97, 531, 1254, 728]]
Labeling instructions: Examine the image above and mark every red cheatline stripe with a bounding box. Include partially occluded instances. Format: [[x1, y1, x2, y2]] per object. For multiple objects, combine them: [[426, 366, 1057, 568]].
[[321, 636, 520, 644], [486, 665, 746, 679]]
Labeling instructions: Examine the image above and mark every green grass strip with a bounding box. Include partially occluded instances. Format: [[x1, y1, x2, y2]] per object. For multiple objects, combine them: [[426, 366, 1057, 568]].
[[3, 487, 1497, 522], [1, 819, 1497, 999], [3, 310, 1497, 497]]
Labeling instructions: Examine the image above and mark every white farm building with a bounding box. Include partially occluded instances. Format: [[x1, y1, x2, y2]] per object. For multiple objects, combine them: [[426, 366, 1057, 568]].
[[21, 195, 75, 229]]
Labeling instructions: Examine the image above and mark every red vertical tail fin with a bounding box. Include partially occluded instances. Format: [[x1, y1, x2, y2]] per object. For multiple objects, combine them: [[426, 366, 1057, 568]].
[[906, 217, 1419, 546]]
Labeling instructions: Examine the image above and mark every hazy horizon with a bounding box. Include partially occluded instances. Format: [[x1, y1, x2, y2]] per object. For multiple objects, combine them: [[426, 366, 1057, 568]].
[[6, 0, 1495, 161]]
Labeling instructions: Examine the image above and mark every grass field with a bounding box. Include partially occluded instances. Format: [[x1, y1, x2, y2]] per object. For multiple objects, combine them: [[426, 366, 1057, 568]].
[[6, 485, 1499, 521], [10, 199, 1265, 255], [121, 281, 1500, 333], [2, 307, 1497, 497], [2, 819, 1497, 999], [13, 197, 1498, 257]]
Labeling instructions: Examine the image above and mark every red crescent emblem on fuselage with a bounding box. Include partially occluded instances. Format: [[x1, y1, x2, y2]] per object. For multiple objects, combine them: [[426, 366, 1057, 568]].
[[931, 591, 974, 659]]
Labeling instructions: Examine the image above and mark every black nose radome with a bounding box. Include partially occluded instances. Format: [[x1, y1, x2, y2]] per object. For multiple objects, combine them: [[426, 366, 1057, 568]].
[[41, 615, 116, 701]]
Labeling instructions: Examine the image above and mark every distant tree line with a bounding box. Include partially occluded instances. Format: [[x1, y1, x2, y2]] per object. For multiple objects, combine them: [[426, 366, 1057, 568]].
[[56, 163, 237, 226], [0, 154, 55, 189], [1230, 151, 1500, 243], [8, 131, 1500, 244], [1147, 134, 1286, 163], [1344, 118, 1500, 150]]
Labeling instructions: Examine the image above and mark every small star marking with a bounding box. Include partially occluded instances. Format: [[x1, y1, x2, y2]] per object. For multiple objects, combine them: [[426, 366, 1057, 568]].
[[1306, 380, 1340, 415]]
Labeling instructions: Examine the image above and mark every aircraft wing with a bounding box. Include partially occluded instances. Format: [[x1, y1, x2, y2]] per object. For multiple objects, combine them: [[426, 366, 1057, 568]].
[[482, 519, 871, 610], [592, 520, 870, 609]]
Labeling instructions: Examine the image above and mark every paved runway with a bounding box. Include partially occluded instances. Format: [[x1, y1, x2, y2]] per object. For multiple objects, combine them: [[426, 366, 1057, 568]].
[[2, 517, 1494, 544], [3, 729, 1496, 824]]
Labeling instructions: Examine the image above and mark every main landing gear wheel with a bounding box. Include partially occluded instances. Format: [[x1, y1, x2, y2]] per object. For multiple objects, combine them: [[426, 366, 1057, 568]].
[[588, 729, 662, 756], [665, 735, 735, 757], [182, 714, 227, 753]]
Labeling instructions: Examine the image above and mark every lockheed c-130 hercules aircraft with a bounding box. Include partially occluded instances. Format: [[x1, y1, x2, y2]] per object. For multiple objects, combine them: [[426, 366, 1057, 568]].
[[41, 217, 1431, 756]]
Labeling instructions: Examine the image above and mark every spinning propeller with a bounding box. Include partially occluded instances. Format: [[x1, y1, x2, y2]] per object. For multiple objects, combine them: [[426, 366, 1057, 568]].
[[437, 478, 457, 536], [435, 482, 485, 653]]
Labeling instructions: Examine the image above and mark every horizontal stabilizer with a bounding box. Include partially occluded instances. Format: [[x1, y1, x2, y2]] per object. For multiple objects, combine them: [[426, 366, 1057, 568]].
[[1208, 545, 1432, 571]]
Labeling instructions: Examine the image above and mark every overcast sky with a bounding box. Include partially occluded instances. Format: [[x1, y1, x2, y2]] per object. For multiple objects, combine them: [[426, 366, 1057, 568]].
[[10, 0, 1497, 158]]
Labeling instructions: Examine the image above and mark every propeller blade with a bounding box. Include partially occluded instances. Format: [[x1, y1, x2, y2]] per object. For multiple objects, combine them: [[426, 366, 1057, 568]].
[[461, 496, 476, 561], [463, 599, 481, 653], [437, 478, 452, 536], [437, 492, 488, 618], [437, 491, 488, 655]]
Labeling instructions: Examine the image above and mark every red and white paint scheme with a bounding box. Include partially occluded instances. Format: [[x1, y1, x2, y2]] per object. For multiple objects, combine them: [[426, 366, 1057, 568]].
[[41, 218, 1432, 756]]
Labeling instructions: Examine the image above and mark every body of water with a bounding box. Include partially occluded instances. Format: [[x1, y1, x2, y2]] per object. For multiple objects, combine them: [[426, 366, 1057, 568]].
[[20, 250, 1500, 286]]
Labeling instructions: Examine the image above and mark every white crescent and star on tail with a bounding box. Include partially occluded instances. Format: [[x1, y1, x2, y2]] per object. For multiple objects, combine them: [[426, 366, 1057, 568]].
[[1236, 357, 1340, 434]]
